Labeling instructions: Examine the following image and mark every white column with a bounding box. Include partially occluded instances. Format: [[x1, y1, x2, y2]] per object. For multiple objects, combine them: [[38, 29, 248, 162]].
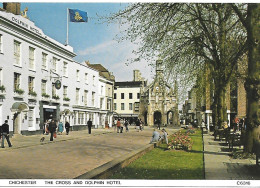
[[227, 110, 231, 127]]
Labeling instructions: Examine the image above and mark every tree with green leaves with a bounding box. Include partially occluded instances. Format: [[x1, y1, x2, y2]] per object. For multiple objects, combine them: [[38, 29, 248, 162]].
[[106, 3, 247, 130], [230, 3, 260, 153]]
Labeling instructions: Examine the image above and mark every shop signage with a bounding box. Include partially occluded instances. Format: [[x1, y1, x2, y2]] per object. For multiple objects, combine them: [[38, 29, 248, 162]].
[[11, 17, 43, 36]]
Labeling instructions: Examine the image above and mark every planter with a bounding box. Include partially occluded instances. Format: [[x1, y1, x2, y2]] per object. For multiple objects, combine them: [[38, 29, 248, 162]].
[[0, 89, 6, 96]]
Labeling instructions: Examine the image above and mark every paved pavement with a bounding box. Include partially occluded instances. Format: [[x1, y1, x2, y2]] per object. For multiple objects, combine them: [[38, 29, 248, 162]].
[[203, 132, 260, 180], [1, 127, 259, 180], [0, 126, 177, 179]]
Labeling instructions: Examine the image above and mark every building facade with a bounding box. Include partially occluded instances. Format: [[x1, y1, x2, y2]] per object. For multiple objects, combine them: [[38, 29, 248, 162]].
[[113, 70, 146, 123], [139, 60, 179, 127], [183, 60, 247, 131], [0, 3, 113, 135], [87, 63, 115, 128]]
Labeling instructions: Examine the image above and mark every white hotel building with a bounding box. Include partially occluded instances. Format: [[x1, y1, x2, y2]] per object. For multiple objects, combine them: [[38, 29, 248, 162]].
[[0, 3, 113, 135]]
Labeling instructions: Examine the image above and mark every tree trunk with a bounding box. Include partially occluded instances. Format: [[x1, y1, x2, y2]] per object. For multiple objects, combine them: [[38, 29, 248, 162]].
[[213, 81, 228, 130], [244, 4, 260, 153]]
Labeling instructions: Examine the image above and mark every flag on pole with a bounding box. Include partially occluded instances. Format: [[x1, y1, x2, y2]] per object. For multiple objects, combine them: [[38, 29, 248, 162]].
[[69, 9, 88, 22]]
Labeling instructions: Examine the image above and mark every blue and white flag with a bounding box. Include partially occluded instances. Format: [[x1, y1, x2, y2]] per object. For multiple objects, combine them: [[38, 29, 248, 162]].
[[69, 9, 88, 22]]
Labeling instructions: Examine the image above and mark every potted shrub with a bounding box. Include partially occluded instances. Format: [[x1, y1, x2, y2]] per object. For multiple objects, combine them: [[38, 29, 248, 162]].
[[52, 94, 60, 100], [14, 88, 25, 95], [42, 93, 50, 98], [0, 85, 5, 92], [63, 97, 70, 101], [28, 91, 37, 97]]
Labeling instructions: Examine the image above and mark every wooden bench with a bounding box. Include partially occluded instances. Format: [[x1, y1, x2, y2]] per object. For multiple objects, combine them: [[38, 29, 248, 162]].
[[214, 129, 224, 140], [214, 128, 229, 141], [228, 133, 243, 151]]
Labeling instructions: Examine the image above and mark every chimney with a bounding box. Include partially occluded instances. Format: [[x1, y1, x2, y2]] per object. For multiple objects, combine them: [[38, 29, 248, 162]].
[[85, 60, 90, 66], [133, 70, 140, 81], [3, 3, 21, 15]]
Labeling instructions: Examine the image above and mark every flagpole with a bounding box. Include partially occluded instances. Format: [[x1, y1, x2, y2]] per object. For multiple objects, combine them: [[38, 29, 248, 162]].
[[66, 8, 69, 45]]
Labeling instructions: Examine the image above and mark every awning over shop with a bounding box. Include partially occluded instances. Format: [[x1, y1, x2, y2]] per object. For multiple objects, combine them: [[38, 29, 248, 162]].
[[114, 114, 139, 118], [11, 102, 29, 112]]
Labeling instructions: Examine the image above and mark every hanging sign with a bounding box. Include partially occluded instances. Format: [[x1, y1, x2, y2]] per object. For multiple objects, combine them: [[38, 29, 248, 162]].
[[55, 80, 61, 90]]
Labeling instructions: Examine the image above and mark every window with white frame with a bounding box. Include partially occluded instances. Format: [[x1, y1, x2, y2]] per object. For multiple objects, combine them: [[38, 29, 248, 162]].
[[101, 85, 104, 95], [74, 111, 77, 125], [76, 88, 80, 104], [29, 47, 35, 70], [52, 83, 57, 98], [92, 92, 95, 106], [84, 90, 88, 105], [76, 70, 80, 81], [129, 93, 133, 99], [0, 68, 3, 86], [52, 57, 57, 72], [114, 103, 117, 110], [135, 102, 140, 112], [108, 88, 111, 97], [14, 72, 21, 91], [28, 109, 34, 127], [100, 98, 104, 109], [84, 112, 88, 124], [0, 34, 3, 53], [107, 99, 111, 110], [41, 80, 47, 95], [85, 73, 88, 84], [121, 103, 125, 110], [93, 76, 95, 86], [28, 76, 35, 93], [129, 103, 133, 110], [14, 41, 21, 65], [63, 62, 68, 76], [63, 86, 68, 98], [78, 113, 84, 124], [42, 52, 48, 69]]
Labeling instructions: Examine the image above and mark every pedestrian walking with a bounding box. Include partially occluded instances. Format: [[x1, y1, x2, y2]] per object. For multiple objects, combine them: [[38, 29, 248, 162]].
[[113, 119, 117, 132], [43, 120, 49, 135], [239, 118, 244, 131], [135, 118, 140, 132], [140, 119, 144, 131], [157, 119, 161, 130], [65, 121, 70, 135], [234, 116, 239, 132], [87, 119, 92, 134], [58, 121, 64, 135], [1, 120, 12, 148], [120, 119, 124, 133], [116, 119, 121, 133], [124, 119, 129, 132], [48, 119, 57, 141]]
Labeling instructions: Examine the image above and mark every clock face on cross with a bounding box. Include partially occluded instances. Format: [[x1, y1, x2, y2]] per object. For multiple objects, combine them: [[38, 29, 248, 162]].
[[156, 86, 159, 91]]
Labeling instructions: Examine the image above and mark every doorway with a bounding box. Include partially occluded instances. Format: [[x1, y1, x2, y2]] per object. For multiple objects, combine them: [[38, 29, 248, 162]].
[[153, 111, 162, 125], [44, 108, 57, 122], [167, 111, 174, 125], [12, 102, 29, 134]]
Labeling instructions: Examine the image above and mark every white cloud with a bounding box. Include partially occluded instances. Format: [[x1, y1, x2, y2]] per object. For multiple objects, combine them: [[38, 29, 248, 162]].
[[78, 40, 117, 55], [76, 39, 155, 82]]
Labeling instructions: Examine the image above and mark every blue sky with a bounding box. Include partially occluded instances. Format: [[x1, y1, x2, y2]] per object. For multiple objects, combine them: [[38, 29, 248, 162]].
[[7, 2, 155, 82]]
